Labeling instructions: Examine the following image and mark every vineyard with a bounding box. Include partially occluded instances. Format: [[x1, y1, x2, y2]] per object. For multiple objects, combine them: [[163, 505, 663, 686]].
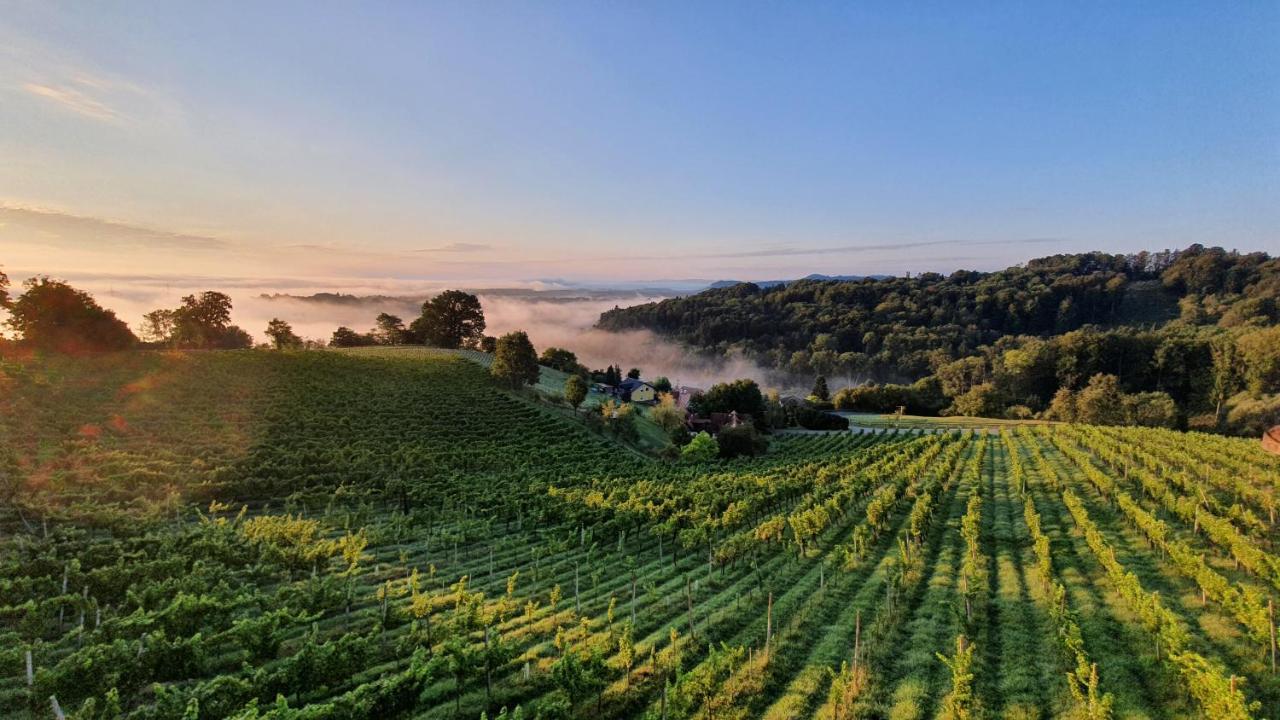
[[3, 349, 1280, 719]]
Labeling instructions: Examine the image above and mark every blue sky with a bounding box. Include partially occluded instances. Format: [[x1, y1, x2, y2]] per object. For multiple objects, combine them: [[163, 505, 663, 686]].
[[1, 1, 1277, 287]]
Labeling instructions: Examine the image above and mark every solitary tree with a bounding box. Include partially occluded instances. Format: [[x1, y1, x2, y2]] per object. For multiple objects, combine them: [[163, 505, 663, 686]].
[[172, 291, 233, 347], [412, 290, 486, 348], [491, 331, 540, 389], [627, 368, 641, 380], [6, 278, 136, 352], [265, 318, 302, 349], [373, 313, 408, 345], [564, 375, 588, 412], [0, 268, 9, 308], [141, 309, 176, 344], [811, 375, 830, 401]]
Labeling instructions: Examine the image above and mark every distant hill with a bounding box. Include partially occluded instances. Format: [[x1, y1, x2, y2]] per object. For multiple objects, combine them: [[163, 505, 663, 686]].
[[597, 245, 1280, 432], [707, 273, 888, 290]]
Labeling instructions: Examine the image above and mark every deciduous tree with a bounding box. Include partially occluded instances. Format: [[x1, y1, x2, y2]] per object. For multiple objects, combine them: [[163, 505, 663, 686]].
[[265, 318, 302, 349], [6, 277, 136, 352], [412, 290, 486, 348], [564, 375, 588, 412], [491, 331, 540, 389]]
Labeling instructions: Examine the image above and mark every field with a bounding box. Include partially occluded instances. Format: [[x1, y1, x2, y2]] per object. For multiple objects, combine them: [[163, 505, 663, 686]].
[[3, 349, 1280, 720]]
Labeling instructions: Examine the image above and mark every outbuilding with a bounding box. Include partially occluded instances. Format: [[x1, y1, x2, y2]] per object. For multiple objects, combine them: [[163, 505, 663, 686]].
[[617, 378, 657, 403]]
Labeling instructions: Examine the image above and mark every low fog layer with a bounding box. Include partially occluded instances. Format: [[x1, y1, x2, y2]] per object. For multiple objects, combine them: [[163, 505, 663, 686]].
[[5, 273, 793, 390]]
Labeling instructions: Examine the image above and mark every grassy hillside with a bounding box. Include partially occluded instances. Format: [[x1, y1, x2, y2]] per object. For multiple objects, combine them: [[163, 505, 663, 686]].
[[3, 349, 1280, 719]]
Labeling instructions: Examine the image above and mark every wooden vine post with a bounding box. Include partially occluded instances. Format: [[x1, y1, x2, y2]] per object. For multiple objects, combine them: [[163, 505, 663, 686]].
[[1271, 597, 1277, 673], [765, 590, 773, 661]]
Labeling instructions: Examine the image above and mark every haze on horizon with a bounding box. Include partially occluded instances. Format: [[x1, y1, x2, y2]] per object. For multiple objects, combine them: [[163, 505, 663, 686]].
[[1, 2, 1277, 295]]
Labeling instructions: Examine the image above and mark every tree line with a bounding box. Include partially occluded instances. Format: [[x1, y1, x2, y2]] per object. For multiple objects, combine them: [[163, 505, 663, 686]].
[[598, 245, 1280, 435]]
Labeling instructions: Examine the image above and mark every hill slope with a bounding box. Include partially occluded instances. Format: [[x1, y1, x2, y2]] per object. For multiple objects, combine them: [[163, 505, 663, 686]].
[[4, 349, 1280, 719]]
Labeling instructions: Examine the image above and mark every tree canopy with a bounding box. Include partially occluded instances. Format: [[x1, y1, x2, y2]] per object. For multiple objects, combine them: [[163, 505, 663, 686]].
[[689, 378, 767, 420], [412, 290, 486, 349], [5, 277, 136, 353], [563, 375, 588, 411], [491, 331, 540, 389], [539, 347, 585, 375], [265, 318, 303, 349], [146, 291, 252, 349]]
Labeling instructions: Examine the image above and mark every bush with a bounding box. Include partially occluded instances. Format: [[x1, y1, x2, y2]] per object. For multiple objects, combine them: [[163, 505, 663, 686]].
[[946, 383, 1003, 417], [1225, 392, 1280, 436], [833, 377, 946, 416], [717, 425, 768, 459], [681, 432, 718, 462], [668, 425, 692, 447], [1123, 391, 1178, 428], [792, 406, 849, 430], [1004, 404, 1034, 420]]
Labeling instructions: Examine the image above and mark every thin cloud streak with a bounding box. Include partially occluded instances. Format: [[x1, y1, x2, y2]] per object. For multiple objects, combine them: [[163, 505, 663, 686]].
[[415, 242, 494, 253], [609, 237, 1067, 261], [21, 82, 117, 121], [0, 205, 227, 250]]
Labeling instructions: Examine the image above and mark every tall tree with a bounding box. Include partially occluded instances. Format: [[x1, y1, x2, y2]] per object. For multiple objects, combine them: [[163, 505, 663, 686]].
[[811, 375, 830, 401], [141, 309, 176, 344], [1210, 336, 1242, 427], [564, 375, 588, 412], [0, 267, 9, 308], [411, 290, 486, 348], [373, 313, 408, 345], [491, 331, 540, 389], [265, 318, 302, 349], [173, 292, 232, 346], [6, 277, 136, 352]]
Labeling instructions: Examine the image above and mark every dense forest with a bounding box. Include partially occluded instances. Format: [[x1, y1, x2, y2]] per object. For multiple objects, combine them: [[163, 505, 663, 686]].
[[598, 245, 1280, 434]]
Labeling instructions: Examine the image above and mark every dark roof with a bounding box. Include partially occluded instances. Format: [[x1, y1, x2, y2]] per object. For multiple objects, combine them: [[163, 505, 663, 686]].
[[618, 378, 653, 391]]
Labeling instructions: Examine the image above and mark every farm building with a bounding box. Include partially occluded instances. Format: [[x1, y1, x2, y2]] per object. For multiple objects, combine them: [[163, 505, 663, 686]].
[[673, 386, 704, 410], [615, 378, 657, 403]]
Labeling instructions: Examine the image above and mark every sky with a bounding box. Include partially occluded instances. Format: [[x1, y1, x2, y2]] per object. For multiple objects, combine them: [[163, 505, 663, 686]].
[[1, 1, 1278, 296]]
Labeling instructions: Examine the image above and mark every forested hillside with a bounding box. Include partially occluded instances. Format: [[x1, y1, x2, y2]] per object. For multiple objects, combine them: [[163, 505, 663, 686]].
[[598, 245, 1280, 433]]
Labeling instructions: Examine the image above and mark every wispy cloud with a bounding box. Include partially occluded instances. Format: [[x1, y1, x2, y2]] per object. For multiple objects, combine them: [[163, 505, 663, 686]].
[[21, 82, 118, 121], [628, 237, 1066, 261], [0, 205, 227, 250], [415, 242, 494, 253]]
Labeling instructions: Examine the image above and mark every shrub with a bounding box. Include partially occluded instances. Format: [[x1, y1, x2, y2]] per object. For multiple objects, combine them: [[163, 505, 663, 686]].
[[681, 432, 718, 462], [792, 405, 849, 430], [717, 425, 768, 459]]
